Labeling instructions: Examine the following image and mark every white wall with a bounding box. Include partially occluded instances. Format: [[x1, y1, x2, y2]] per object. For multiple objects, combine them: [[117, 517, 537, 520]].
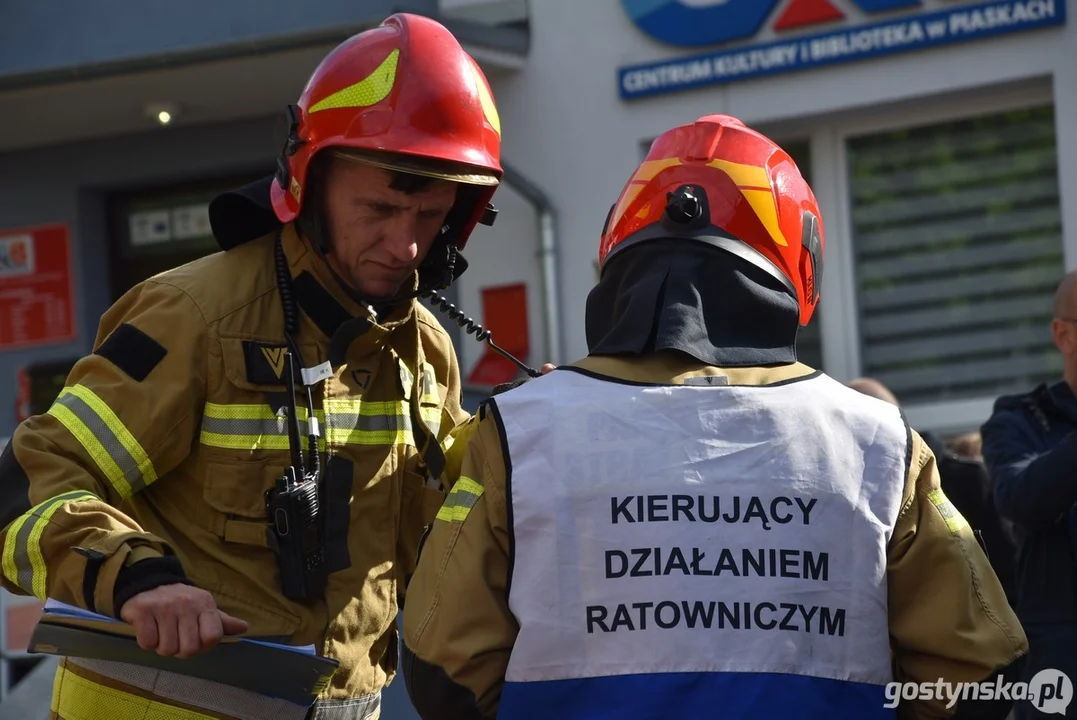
[[439, 0, 528, 23], [488, 0, 1077, 374], [453, 180, 545, 383]]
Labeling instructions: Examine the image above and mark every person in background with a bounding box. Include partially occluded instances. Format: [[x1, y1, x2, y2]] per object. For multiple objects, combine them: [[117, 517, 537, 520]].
[[847, 377, 1018, 605], [981, 269, 1077, 719], [948, 431, 984, 461], [846, 377, 900, 406]]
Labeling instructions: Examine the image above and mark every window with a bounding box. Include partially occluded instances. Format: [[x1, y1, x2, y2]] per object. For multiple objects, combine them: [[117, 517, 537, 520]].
[[848, 105, 1064, 406]]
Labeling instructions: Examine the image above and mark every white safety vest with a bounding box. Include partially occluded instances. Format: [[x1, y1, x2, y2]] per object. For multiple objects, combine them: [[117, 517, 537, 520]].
[[491, 367, 908, 720]]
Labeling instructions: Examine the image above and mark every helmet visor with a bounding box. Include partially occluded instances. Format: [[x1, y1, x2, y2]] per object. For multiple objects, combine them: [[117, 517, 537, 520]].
[[328, 148, 500, 186]]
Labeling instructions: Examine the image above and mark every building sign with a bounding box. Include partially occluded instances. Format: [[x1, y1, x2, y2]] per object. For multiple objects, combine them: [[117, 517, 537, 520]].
[[622, 0, 953, 48], [618, 0, 1065, 99], [0, 224, 76, 350], [129, 203, 213, 248]]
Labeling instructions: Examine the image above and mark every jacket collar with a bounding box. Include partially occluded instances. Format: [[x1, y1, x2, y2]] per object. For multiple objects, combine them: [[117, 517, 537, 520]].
[[280, 223, 417, 358], [1044, 381, 1077, 422], [570, 352, 817, 387]]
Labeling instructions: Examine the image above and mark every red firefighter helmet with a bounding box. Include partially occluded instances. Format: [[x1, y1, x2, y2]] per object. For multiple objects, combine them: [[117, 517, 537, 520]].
[[599, 115, 824, 326], [271, 13, 503, 250]]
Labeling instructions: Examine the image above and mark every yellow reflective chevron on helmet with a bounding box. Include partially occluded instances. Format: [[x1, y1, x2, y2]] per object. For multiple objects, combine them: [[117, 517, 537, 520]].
[[470, 61, 501, 137], [309, 49, 400, 113], [709, 159, 789, 247]]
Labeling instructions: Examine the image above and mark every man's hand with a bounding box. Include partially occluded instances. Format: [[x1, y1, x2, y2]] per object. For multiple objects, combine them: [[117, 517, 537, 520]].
[[540, 363, 556, 375], [120, 584, 249, 658]]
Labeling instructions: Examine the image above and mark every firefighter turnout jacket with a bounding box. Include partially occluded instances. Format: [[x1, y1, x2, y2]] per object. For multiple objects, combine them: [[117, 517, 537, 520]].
[[402, 354, 1028, 720], [0, 223, 469, 720]]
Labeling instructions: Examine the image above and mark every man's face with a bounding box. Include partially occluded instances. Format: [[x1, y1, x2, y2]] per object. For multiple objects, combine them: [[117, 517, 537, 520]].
[[321, 158, 458, 299], [1054, 317, 1077, 363], [1052, 276, 1077, 379]]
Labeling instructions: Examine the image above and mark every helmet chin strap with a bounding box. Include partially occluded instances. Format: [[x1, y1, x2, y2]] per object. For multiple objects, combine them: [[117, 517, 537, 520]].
[[307, 229, 461, 319]]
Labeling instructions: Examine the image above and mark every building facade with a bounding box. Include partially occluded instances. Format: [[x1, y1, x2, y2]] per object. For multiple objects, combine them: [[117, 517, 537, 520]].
[[486, 0, 1075, 435]]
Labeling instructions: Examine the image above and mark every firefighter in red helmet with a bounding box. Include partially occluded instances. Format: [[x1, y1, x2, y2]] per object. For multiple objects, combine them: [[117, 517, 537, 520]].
[[0, 14, 503, 719], [401, 115, 1027, 720]]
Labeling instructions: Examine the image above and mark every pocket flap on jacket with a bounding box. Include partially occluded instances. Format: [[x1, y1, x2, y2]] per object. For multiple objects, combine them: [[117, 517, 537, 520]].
[[218, 334, 323, 393], [203, 456, 279, 519], [219, 335, 290, 392]]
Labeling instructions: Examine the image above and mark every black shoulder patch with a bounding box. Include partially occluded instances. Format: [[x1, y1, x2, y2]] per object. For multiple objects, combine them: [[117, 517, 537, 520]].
[[243, 340, 290, 386], [0, 442, 32, 530], [94, 323, 167, 381]]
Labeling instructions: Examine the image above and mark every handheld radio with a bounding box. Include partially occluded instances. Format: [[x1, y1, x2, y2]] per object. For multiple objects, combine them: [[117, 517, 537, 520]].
[[265, 350, 328, 601]]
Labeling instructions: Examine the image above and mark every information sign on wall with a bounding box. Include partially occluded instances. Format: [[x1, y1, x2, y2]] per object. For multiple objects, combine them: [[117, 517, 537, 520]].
[[619, 0, 1066, 99], [0, 224, 76, 351]]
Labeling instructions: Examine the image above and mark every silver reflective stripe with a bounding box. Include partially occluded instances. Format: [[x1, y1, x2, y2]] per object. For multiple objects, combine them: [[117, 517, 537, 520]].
[[201, 415, 306, 437], [309, 693, 382, 720], [54, 392, 147, 496], [423, 413, 441, 441], [200, 403, 412, 450], [324, 412, 412, 434], [201, 413, 409, 435], [67, 657, 310, 720], [11, 509, 35, 593], [436, 477, 484, 524], [7, 490, 97, 597]]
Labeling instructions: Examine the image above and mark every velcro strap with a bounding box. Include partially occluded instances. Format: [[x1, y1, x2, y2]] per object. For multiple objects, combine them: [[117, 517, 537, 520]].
[[223, 519, 272, 547], [125, 545, 163, 566]]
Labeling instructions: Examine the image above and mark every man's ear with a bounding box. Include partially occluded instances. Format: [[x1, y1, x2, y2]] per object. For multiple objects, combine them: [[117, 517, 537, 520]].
[[1052, 318, 1074, 355]]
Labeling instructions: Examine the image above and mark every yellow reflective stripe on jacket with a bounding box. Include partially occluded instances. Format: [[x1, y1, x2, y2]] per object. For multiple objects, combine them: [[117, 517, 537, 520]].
[[199, 403, 328, 452], [204, 403, 308, 422], [2, 490, 99, 599], [420, 405, 442, 440], [52, 661, 216, 720], [47, 386, 156, 500], [436, 477, 484, 523], [323, 399, 413, 446], [200, 401, 413, 450], [420, 363, 442, 438], [928, 488, 969, 534], [399, 360, 443, 438]]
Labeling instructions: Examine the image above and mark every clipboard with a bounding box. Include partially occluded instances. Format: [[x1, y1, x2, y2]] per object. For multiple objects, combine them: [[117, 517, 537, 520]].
[[28, 600, 338, 707]]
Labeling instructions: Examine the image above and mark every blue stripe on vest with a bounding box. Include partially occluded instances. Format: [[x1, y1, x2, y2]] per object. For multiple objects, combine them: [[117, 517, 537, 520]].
[[498, 671, 895, 719]]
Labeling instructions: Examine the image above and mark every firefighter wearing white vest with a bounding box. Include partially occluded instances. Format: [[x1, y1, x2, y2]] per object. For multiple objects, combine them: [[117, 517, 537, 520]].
[[400, 115, 1028, 719]]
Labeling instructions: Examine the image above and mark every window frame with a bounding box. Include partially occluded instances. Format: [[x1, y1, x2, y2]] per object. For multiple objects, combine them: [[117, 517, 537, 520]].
[[826, 78, 1060, 434]]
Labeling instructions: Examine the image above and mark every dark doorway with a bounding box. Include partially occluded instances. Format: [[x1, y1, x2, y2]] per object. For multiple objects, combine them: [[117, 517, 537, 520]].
[[106, 170, 271, 301]]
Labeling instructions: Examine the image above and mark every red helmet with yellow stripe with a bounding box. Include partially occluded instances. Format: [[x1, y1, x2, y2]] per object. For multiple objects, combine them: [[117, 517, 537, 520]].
[[271, 13, 503, 250], [600, 115, 824, 326]]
